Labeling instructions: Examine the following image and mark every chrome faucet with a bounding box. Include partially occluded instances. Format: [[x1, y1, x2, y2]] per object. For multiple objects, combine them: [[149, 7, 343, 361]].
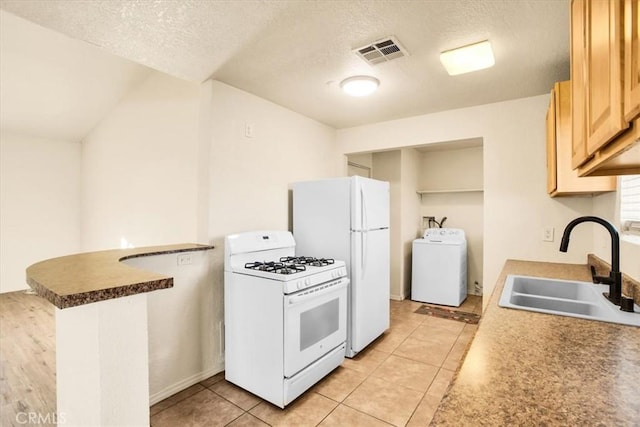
[[559, 216, 622, 306]]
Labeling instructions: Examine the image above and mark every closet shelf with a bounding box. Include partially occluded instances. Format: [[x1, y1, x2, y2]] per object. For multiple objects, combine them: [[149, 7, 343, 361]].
[[417, 188, 484, 194]]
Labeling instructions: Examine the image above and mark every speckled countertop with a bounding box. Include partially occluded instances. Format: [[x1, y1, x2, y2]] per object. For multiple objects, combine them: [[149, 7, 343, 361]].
[[431, 259, 640, 426], [26, 243, 214, 309]]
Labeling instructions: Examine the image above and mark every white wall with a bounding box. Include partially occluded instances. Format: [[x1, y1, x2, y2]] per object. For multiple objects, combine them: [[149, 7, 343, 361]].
[[348, 153, 373, 169], [206, 80, 339, 243], [81, 73, 201, 251], [365, 148, 422, 300], [337, 95, 595, 309], [347, 152, 373, 177], [0, 132, 80, 293], [418, 146, 484, 295], [419, 192, 484, 295], [418, 146, 483, 191], [79, 72, 218, 404], [122, 250, 219, 405], [400, 148, 422, 298], [372, 151, 402, 299]]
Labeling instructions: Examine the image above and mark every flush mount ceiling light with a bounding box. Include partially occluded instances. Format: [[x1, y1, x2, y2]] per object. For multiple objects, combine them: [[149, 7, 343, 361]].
[[340, 76, 380, 97], [440, 40, 495, 76]]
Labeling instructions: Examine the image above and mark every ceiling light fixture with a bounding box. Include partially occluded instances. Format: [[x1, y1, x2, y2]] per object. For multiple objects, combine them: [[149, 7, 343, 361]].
[[440, 40, 495, 76], [340, 76, 380, 97]]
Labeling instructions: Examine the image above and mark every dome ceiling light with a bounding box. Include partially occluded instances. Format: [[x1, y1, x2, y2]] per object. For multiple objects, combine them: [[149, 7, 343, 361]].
[[440, 40, 495, 76], [340, 76, 380, 97]]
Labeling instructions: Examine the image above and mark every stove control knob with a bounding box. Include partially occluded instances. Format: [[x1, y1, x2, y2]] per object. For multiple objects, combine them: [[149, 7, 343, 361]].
[[297, 281, 304, 290], [305, 278, 311, 286]]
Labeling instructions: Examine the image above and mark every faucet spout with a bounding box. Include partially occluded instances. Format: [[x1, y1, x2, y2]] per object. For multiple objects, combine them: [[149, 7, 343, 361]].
[[559, 216, 621, 305]]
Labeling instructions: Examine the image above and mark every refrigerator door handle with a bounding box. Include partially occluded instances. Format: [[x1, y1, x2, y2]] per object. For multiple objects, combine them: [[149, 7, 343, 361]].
[[361, 231, 367, 278]]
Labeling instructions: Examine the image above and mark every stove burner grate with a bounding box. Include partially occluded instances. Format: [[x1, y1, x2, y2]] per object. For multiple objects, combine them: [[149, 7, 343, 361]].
[[244, 261, 306, 275], [279, 256, 335, 267]]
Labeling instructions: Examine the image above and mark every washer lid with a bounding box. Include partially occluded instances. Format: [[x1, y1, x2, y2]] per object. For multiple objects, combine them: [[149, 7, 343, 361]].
[[422, 228, 466, 242]]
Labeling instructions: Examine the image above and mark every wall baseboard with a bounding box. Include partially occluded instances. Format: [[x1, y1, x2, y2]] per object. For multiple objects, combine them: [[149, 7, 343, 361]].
[[149, 362, 225, 406]]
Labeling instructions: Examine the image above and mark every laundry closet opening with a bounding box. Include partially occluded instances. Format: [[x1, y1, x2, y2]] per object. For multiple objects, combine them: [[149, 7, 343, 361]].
[[346, 138, 484, 306]]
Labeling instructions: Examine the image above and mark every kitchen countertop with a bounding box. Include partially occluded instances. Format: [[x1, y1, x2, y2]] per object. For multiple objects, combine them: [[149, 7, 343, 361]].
[[430, 259, 640, 426], [26, 243, 214, 309]]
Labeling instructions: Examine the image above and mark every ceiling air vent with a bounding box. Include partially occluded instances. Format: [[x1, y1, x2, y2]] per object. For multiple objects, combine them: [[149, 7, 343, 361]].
[[353, 36, 409, 66]]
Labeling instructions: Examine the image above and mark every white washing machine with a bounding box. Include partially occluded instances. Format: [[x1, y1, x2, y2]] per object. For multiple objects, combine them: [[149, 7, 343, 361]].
[[411, 228, 467, 306]]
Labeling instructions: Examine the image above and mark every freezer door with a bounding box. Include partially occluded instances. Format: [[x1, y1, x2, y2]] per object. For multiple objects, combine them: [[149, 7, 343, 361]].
[[350, 228, 390, 354], [351, 177, 390, 231]]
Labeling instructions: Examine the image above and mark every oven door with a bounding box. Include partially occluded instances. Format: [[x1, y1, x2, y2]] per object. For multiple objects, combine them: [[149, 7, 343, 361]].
[[283, 277, 348, 378]]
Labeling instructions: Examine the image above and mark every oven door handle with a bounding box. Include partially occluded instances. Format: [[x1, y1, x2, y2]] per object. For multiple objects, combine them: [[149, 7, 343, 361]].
[[287, 279, 349, 305]]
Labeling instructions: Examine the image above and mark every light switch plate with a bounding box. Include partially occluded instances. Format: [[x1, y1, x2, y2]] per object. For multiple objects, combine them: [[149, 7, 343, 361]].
[[244, 123, 254, 138]]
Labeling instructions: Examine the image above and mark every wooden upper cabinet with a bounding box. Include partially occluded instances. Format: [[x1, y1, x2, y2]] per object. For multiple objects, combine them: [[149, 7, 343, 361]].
[[585, 0, 628, 155], [624, 0, 640, 122], [571, 0, 589, 168], [570, 0, 640, 177], [547, 81, 616, 197]]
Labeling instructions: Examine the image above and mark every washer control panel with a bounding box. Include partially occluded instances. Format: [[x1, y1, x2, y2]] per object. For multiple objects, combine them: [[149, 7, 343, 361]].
[[422, 228, 466, 242]]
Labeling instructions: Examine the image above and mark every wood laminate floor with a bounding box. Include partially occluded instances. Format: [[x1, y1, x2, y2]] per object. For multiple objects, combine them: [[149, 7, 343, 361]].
[[1, 291, 56, 427], [0, 291, 481, 426]]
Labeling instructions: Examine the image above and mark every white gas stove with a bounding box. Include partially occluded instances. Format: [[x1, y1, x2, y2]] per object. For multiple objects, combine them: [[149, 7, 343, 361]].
[[224, 231, 348, 408], [233, 257, 347, 294]]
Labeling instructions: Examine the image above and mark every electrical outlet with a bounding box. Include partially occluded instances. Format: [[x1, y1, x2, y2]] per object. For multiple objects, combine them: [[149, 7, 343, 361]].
[[177, 253, 193, 266], [543, 226, 555, 242]]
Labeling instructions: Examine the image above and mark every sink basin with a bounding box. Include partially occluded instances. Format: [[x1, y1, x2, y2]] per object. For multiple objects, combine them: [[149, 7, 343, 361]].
[[499, 275, 640, 327]]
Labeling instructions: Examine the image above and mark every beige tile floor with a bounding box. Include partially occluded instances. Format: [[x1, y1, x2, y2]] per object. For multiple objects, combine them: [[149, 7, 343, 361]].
[[150, 296, 482, 427]]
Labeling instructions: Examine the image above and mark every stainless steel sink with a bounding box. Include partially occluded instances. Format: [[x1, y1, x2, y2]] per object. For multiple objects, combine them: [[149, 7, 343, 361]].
[[499, 275, 640, 327]]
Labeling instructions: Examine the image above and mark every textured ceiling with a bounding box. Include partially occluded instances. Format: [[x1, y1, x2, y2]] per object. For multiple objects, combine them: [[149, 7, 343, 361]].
[[0, 0, 570, 131], [0, 11, 151, 142]]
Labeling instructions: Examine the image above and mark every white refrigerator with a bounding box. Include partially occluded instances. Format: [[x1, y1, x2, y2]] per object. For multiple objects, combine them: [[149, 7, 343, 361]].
[[293, 176, 390, 358]]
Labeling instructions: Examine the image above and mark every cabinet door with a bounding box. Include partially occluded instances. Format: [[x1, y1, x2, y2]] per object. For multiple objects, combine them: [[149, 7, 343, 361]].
[[586, 0, 627, 155], [547, 88, 557, 194], [548, 81, 617, 195], [624, 0, 640, 121], [571, 0, 589, 168]]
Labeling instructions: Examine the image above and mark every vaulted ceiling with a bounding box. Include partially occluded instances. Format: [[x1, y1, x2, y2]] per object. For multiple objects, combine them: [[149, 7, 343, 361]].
[[0, 0, 570, 141]]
